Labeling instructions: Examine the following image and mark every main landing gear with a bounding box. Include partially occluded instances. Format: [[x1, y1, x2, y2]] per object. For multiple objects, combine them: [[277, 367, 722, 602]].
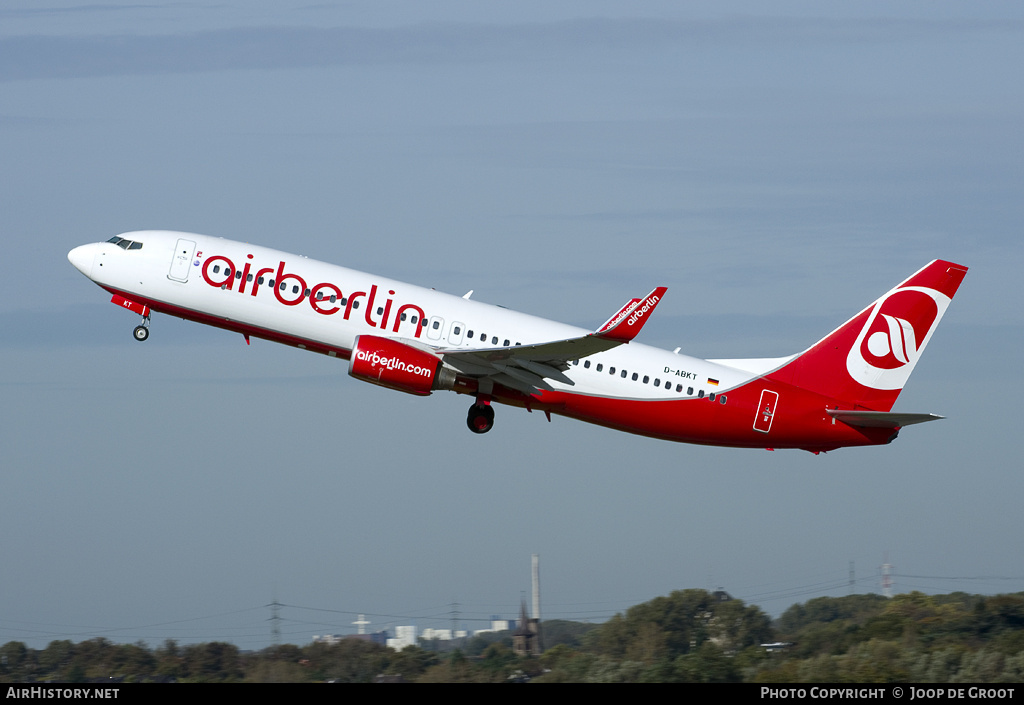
[[467, 400, 495, 434], [133, 316, 151, 342]]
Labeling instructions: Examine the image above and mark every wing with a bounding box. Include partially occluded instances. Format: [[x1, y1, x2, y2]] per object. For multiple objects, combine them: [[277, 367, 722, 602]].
[[439, 287, 667, 396]]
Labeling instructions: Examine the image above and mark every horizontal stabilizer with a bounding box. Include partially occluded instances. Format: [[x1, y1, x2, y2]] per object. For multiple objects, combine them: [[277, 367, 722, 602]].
[[827, 410, 944, 429]]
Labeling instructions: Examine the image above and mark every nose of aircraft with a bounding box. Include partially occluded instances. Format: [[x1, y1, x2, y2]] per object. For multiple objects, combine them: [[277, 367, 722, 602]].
[[67, 243, 97, 277]]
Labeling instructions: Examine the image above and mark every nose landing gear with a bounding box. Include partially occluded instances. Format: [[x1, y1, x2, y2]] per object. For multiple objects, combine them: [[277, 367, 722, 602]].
[[133, 316, 151, 342], [111, 295, 152, 342]]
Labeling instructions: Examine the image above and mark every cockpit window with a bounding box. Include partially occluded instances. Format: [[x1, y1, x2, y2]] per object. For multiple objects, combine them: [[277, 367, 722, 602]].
[[106, 236, 143, 250]]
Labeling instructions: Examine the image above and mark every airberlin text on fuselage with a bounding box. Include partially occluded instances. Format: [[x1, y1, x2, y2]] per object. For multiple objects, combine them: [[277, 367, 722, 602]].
[[200, 254, 426, 337]]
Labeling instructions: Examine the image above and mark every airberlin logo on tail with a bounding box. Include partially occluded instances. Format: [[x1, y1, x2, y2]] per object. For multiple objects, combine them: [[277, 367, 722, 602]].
[[847, 286, 948, 390], [866, 314, 919, 368]]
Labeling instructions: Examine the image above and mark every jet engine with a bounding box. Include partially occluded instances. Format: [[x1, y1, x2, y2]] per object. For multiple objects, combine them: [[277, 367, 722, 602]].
[[348, 335, 455, 396]]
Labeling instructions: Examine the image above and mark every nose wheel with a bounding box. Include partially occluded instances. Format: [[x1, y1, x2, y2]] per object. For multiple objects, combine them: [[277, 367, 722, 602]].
[[467, 402, 495, 434], [133, 316, 151, 342]]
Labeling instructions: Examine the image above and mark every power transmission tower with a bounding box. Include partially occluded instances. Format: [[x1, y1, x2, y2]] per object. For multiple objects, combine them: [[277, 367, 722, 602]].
[[450, 602, 460, 641], [269, 595, 282, 646]]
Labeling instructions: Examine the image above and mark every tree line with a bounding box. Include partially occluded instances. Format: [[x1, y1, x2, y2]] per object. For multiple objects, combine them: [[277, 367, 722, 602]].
[[1, 589, 1022, 682]]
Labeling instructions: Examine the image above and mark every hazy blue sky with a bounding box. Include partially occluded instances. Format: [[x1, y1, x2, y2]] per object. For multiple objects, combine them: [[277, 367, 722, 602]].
[[2, 1, 1022, 650]]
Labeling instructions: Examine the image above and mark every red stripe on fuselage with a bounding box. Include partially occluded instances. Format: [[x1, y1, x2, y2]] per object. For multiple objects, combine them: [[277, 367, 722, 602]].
[[102, 286, 353, 359]]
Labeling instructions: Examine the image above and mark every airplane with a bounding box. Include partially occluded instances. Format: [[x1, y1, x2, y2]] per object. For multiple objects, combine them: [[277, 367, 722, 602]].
[[67, 231, 967, 453]]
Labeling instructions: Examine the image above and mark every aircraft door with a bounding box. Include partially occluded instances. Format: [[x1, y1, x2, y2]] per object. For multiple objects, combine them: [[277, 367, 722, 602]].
[[426, 315, 444, 341], [168, 238, 197, 283], [448, 321, 466, 346], [753, 390, 779, 433]]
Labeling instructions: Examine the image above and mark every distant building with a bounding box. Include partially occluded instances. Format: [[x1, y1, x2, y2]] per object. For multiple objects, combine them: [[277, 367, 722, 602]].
[[387, 625, 417, 651], [420, 628, 469, 642], [474, 617, 515, 636], [421, 628, 452, 641]]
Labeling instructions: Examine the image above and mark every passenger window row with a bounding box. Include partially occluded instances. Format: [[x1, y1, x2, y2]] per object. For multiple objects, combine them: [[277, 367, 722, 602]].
[[569, 359, 727, 403], [465, 329, 518, 347]]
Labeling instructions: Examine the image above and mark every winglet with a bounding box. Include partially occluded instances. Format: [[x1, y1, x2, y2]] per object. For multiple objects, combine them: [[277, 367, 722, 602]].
[[596, 287, 667, 343]]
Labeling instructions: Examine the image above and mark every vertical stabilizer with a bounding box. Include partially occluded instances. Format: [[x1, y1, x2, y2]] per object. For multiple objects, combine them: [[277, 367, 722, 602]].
[[768, 260, 968, 411]]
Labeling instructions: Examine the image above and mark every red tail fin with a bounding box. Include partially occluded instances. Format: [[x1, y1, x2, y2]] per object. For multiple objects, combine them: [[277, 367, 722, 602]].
[[767, 260, 968, 411]]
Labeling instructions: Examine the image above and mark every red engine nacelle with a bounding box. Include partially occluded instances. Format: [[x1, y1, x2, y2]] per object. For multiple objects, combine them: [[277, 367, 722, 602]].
[[348, 335, 454, 396]]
